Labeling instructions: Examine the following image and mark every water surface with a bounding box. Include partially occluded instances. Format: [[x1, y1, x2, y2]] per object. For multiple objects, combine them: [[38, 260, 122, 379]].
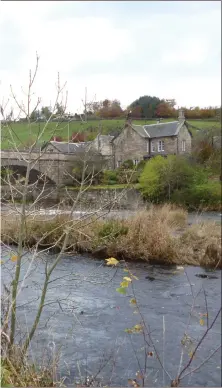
[[1, 247, 221, 387]]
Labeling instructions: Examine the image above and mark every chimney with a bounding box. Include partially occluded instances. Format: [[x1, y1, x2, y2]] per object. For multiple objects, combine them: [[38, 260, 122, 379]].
[[126, 110, 132, 126], [178, 108, 185, 123]]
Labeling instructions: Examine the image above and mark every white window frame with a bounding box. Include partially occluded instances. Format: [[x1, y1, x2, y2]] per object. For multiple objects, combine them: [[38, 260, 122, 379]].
[[158, 140, 164, 152], [182, 140, 186, 152], [133, 159, 139, 166], [151, 141, 155, 152]]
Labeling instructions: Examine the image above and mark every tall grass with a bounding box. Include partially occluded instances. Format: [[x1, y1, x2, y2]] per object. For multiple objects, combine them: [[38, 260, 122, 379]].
[[1, 205, 221, 268]]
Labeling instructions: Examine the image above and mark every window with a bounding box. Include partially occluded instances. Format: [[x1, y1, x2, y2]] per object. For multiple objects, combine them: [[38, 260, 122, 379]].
[[151, 141, 155, 152], [117, 160, 122, 168], [182, 140, 186, 152], [158, 140, 164, 152], [133, 159, 139, 166]]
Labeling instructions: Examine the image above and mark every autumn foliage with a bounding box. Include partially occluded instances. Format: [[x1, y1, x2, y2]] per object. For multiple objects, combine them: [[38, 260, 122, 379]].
[[71, 132, 85, 142]]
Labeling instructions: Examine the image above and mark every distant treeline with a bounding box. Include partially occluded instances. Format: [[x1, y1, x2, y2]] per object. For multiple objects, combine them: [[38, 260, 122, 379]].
[[5, 95, 221, 122]]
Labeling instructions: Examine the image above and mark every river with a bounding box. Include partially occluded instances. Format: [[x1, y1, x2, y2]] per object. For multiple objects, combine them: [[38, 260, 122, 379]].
[[1, 203, 221, 225], [1, 244, 221, 387]]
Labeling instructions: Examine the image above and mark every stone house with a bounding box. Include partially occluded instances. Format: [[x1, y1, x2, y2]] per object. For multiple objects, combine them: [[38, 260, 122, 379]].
[[91, 134, 114, 157], [42, 140, 91, 154], [112, 109, 192, 168], [41, 139, 112, 170]]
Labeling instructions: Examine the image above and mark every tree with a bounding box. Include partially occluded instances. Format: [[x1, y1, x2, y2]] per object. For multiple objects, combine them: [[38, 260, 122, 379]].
[[131, 105, 142, 118], [50, 135, 63, 141], [94, 99, 123, 118], [156, 102, 174, 118], [55, 102, 65, 116], [139, 155, 205, 201], [109, 100, 123, 118], [0, 55, 127, 375], [41, 106, 52, 120], [129, 95, 164, 118], [30, 109, 40, 121], [71, 132, 85, 142]]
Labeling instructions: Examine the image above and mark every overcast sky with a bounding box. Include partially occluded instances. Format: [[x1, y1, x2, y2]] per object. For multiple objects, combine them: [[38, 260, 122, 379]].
[[0, 1, 221, 115]]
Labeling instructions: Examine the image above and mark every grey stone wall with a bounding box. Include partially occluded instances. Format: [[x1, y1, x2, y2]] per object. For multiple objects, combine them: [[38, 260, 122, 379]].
[[1, 185, 145, 210], [150, 136, 177, 156], [113, 125, 148, 167], [59, 187, 144, 210], [1, 151, 112, 186], [177, 124, 192, 154]]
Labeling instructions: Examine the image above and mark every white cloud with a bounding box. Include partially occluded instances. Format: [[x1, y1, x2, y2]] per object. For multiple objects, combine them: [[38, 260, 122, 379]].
[[0, 1, 221, 116], [162, 38, 208, 65]]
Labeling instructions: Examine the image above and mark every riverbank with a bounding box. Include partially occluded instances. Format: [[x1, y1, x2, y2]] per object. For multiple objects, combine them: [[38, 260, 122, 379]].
[[1, 205, 221, 268], [1, 183, 221, 211]]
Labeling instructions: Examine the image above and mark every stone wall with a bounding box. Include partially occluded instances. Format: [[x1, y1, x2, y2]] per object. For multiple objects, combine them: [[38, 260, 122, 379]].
[[113, 125, 148, 167], [177, 124, 192, 154], [1, 185, 144, 210], [1, 151, 112, 186], [150, 136, 177, 156]]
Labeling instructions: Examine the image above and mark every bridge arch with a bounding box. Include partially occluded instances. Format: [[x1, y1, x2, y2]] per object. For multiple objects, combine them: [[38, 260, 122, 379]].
[[1, 165, 56, 185]]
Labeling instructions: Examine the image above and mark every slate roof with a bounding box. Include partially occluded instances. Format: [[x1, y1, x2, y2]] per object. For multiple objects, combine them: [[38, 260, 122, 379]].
[[97, 135, 114, 141], [130, 120, 186, 138], [48, 141, 91, 154]]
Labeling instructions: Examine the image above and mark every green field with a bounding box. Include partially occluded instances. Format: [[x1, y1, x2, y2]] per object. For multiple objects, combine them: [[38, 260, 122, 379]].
[[1, 118, 220, 149]]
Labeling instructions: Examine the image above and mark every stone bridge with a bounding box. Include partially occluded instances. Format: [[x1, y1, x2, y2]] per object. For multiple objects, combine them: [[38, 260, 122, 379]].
[[1, 150, 82, 186]]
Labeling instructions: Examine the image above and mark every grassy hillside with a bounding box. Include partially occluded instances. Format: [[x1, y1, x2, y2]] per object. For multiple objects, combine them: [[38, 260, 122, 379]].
[[1, 118, 220, 149]]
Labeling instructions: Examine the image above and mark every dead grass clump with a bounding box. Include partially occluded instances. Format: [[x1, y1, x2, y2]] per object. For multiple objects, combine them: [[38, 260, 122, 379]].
[[146, 203, 188, 228], [200, 243, 222, 269], [1, 352, 55, 387], [1, 286, 56, 387], [1, 214, 96, 250], [113, 211, 180, 263], [179, 222, 221, 268], [1, 206, 220, 268]]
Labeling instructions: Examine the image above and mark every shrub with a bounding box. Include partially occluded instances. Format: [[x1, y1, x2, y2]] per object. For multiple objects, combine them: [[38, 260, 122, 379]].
[[172, 182, 221, 210], [136, 159, 146, 172], [120, 159, 134, 170], [117, 169, 139, 184], [102, 170, 118, 185], [139, 155, 208, 202], [97, 220, 128, 241]]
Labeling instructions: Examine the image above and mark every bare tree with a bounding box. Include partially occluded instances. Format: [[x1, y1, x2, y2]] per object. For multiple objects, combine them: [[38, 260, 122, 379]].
[[0, 55, 135, 387]]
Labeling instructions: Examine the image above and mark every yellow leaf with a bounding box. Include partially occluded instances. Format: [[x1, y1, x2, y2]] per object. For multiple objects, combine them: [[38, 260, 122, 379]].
[[188, 351, 195, 359], [0, 260, 4, 264], [123, 269, 129, 272], [133, 324, 143, 332], [11, 255, 18, 262], [120, 281, 129, 288], [199, 318, 204, 326], [105, 257, 119, 266], [123, 277, 132, 282], [130, 298, 137, 305], [132, 275, 139, 280]]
